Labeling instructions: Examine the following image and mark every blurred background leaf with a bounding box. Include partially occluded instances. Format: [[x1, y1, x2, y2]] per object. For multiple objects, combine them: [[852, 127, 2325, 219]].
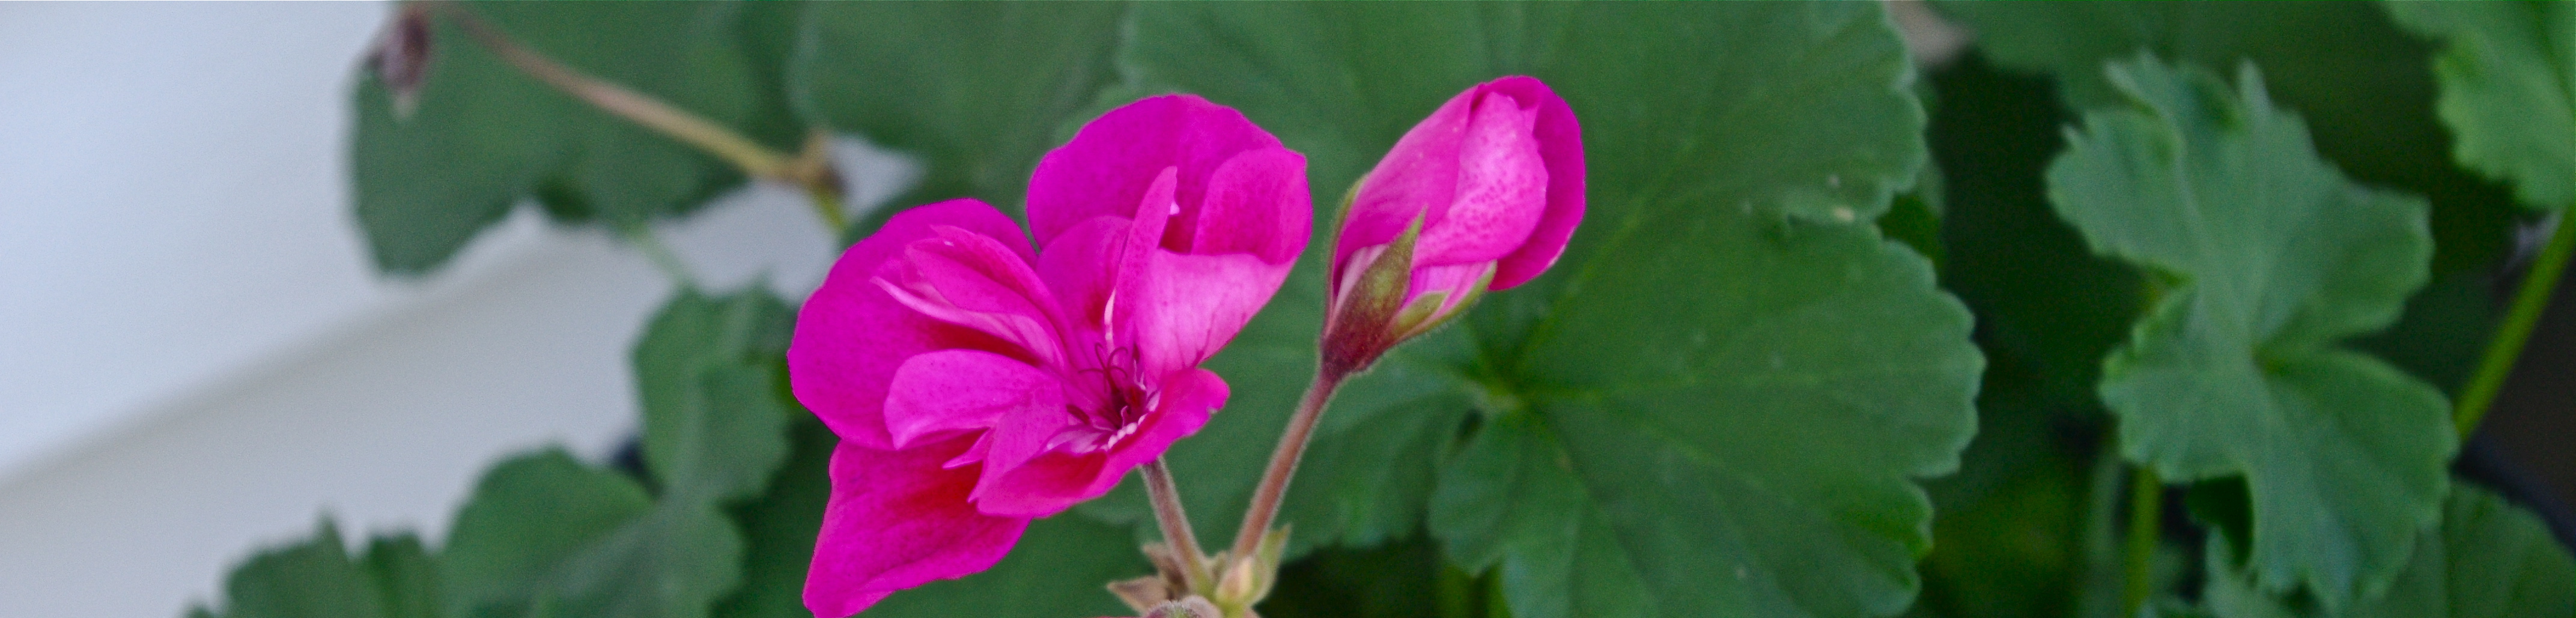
[[788, 1, 1128, 234], [2203, 483, 2576, 618], [190, 521, 441, 618], [2387, 1, 2576, 212], [633, 288, 795, 503], [350, 1, 800, 275], [1933, 0, 2525, 392], [1908, 47, 2136, 618], [2045, 56, 2451, 612]]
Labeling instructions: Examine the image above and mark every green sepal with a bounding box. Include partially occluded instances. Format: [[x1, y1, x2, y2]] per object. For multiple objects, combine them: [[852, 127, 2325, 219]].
[[1322, 213, 1424, 371]]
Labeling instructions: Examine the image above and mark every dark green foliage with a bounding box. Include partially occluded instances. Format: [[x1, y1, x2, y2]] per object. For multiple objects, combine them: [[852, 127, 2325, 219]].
[[2046, 56, 2453, 611], [2205, 484, 2576, 618], [2387, 1, 2576, 211], [199, 4, 2576, 618], [1116, 4, 1978, 617], [1934, 0, 2527, 391]]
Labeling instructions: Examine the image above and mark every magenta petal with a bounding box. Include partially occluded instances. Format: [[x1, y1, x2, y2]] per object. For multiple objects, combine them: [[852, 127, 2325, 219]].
[[1035, 216, 1130, 341], [1332, 76, 1584, 292], [881, 350, 1065, 450], [1412, 91, 1549, 267], [969, 372, 1092, 504], [1335, 87, 1477, 282], [1117, 167, 1180, 302], [805, 438, 1030, 618], [792, 199, 1034, 450], [973, 368, 1227, 518], [1027, 94, 1287, 249], [1483, 76, 1585, 291], [967, 449, 1105, 518], [1129, 249, 1288, 383], [1186, 147, 1312, 264], [874, 226, 1068, 369]]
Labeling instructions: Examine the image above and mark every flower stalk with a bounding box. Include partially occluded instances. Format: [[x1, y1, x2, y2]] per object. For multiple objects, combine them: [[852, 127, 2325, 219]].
[[1228, 367, 1349, 563], [1143, 459, 1217, 595]]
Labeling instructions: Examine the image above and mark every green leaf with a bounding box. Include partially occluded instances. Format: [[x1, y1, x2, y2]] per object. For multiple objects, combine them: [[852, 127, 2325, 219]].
[[351, 1, 797, 274], [1118, 4, 1978, 618], [541, 506, 746, 618], [202, 520, 384, 618], [1932, 0, 2525, 391], [2044, 56, 2455, 610], [439, 449, 654, 617], [361, 535, 445, 618], [439, 448, 752, 618], [1273, 339, 1477, 555], [633, 286, 797, 502], [1931, 0, 2523, 270], [1913, 450, 2093, 618], [2389, 1, 2576, 210], [790, 2, 1127, 225], [1258, 533, 1451, 618], [1911, 53, 2142, 618], [194, 520, 444, 618], [1924, 52, 2142, 428], [442, 283, 800, 618], [2204, 483, 2576, 618], [858, 516, 1150, 618], [713, 417, 836, 618], [1430, 412, 1654, 617], [2352, 485, 2576, 618]]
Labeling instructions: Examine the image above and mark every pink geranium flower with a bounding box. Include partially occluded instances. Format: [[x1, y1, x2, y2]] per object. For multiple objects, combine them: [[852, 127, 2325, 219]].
[[788, 95, 1311, 617]]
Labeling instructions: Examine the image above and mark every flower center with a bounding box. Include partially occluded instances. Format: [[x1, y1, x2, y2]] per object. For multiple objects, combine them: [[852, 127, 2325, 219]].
[[1063, 342, 1153, 452]]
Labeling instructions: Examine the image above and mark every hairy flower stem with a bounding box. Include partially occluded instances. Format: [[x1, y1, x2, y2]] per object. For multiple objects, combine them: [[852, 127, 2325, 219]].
[[2455, 210, 2576, 437], [1229, 364, 1350, 563], [1143, 459, 1217, 595], [2120, 466, 2162, 617], [425, 1, 846, 232]]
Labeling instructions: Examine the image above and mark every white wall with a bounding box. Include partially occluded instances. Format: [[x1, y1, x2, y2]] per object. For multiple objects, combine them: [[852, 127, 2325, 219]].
[[0, 4, 904, 617]]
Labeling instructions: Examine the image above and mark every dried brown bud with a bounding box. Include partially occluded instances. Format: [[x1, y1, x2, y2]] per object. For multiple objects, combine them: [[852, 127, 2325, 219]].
[[367, 3, 434, 120]]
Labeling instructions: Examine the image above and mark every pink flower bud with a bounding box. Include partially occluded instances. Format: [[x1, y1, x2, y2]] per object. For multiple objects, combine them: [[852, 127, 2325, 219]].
[[1324, 76, 1583, 369]]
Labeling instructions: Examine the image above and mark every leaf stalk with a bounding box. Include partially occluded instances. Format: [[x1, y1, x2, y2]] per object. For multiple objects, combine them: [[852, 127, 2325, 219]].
[[2453, 210, 2576, 437], [2121, 466, 2161, 617], [424, 1, 847, 232]]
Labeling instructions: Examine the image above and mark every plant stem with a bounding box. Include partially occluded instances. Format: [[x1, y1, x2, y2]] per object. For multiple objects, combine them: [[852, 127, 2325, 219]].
[[438, 3, 787, 176], [430, 0, 845, 213], [1228, 366, 1349, 562], [2455, 210, 2576, 437], [2120, 466, 2161, 617], [1143, 458, 1215, 595]]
